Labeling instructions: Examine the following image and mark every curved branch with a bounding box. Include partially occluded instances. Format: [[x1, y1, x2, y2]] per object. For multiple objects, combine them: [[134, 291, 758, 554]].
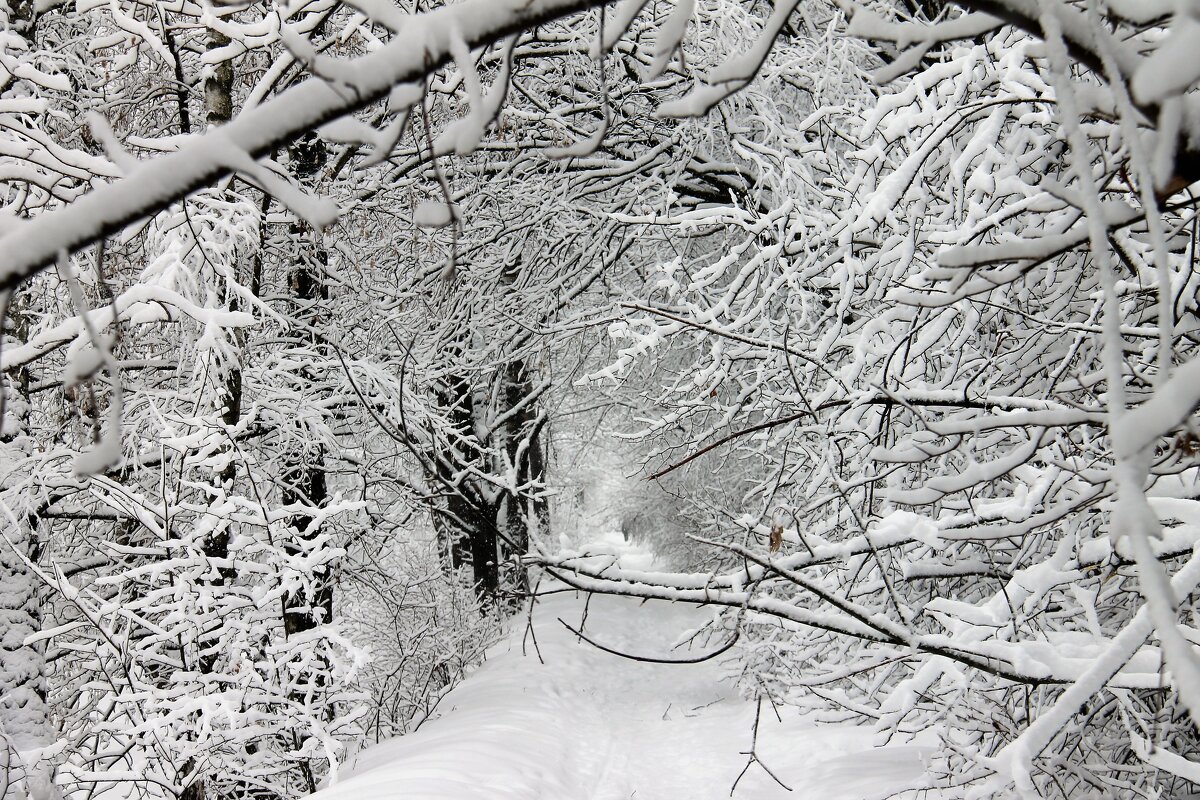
[[556, 616, 739, 664]]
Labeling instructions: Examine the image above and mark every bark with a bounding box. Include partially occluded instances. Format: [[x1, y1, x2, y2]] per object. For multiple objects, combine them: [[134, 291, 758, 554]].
[[1, 298, 58, 800], [0, 4, 59, 794], [281, 131, 332, 638], [433, 373, 479, 572], [427, 261, 550, 607], [432, 372, 500, 604], [196, 25, 239, 679], [496, 359, 547, 587], [180, 29, 239, 800], [493, 260, 547, 603], [492, 260, 549, 604], [274, 133, 332, 797]]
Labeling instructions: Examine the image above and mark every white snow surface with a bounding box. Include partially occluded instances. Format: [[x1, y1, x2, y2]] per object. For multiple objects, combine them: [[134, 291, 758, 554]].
[[315, 532, 935, 800]]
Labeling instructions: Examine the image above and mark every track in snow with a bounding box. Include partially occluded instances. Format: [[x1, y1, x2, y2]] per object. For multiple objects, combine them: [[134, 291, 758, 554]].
[[315, 533, 934, 799]]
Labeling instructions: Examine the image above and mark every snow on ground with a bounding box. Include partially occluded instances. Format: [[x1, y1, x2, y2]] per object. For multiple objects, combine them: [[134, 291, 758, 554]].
[[316, 531, 935, 799]]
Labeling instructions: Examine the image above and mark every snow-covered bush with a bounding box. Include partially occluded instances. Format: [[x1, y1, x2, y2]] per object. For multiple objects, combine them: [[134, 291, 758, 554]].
[[342, 538, 500, 742]]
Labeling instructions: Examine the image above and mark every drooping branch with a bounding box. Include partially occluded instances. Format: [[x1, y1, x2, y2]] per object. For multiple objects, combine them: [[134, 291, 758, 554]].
[[849, 0, 1200, 190]]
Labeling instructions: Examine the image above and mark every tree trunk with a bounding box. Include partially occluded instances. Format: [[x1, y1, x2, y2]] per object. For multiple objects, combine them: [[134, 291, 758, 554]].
[[282, 132, 332, 638], [0, 522, 56, 800], [432, 372, 500, 604], [0, 3, 60, 793], [179, 29, 238, 800], [495, 356, 546, 601], [196, 24, 239, 675], [493, 258, 547, 603], [1, 296, 59, 800]]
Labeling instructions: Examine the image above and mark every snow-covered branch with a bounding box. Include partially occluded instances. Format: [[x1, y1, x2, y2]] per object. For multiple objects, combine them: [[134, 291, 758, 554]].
[[0, 0, 620, 293]]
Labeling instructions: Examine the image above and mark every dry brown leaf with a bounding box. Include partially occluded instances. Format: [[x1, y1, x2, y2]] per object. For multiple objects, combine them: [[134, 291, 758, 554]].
[[769, 524, 783, 553]]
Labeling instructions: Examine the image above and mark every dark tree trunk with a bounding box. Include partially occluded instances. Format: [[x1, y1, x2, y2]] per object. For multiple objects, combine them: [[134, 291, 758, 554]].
[[427, 258, 550, 608], [282, 132, 332, 637], [492, 257, 548, 602], [197, 25, 239, 677], [178, 29, 241, 800], [281, 454, 332, 636], [495, 356, 547, 600], [432, 373, 499, 603]]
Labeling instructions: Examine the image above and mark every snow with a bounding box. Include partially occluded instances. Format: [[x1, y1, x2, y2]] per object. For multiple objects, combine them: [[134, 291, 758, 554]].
[[1131, 16, 1200, 105], [412, 201, 455, 228], [1131, 732, 1200, 784], [648, 0, 693, 79], [594, 0, 647, 58], [313, 532, 937, 800]]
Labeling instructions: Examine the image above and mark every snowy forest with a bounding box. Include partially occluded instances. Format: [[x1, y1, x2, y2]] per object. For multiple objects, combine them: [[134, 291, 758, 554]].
[[3, 0, 1200, 797]]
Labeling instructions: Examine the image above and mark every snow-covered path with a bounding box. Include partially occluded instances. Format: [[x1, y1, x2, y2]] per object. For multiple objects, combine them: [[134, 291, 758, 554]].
[[316, 534, 933, 799]]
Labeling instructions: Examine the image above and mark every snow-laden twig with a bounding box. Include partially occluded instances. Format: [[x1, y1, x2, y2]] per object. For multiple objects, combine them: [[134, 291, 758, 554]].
[[0, 0, 629, 293]]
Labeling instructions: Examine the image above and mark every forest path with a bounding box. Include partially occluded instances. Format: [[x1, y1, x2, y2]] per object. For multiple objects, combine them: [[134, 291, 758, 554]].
[[314, 532, 933, 800]]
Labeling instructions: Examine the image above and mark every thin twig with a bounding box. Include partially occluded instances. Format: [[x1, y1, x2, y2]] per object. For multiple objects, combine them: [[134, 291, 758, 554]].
[[729, 696, 791, 795]]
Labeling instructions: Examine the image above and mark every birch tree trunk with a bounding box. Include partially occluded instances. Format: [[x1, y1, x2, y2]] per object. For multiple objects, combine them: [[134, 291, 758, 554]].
[[0, 1, 60, 794], [1, 299, 58, 800]]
